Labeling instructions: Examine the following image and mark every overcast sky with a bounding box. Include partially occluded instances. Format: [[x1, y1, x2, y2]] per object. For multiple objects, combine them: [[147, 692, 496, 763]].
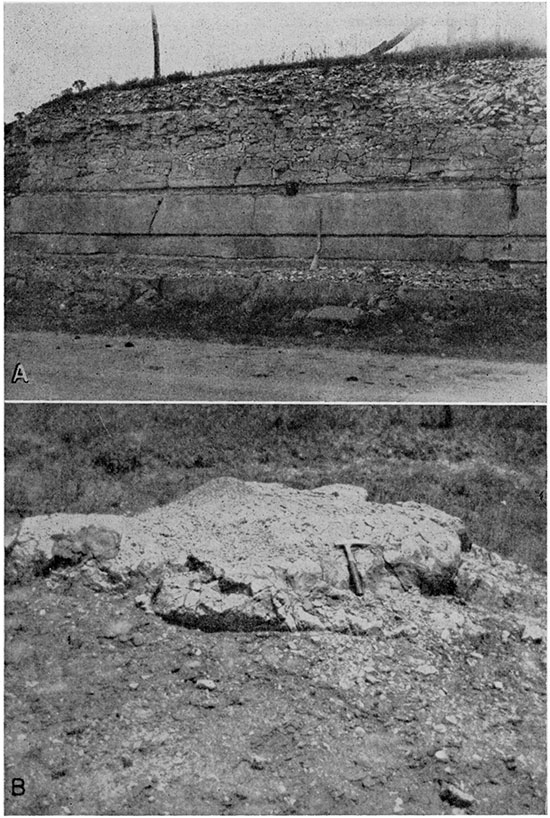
[[4, 2, 546, 122]]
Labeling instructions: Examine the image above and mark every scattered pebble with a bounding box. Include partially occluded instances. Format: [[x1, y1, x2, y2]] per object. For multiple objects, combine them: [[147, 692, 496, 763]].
[[417, 664, 438, 676], [102, 620, 133, 639], [439, 782, 475, 808], [250, 754, 269, 770], [195, 678, 217, 691], [521, 623, 544, 643], [435, 749, 451, 762], [133, 708, 153, 722]]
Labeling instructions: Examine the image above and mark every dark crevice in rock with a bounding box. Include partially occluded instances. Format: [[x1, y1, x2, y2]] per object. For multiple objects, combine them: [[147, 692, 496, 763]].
[[148, 197, 165, 233], [158, 609, 283, 632], [184, 555, 218, 581], [36, 553, 86, 576], [382, 557, 458, 597], [218, 576, 255, 595], [509, 182, 520, 220]]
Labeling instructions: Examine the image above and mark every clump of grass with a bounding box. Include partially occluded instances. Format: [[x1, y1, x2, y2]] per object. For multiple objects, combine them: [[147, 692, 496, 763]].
[[387, 39, 545, 65], [207, 38, 545, 79]]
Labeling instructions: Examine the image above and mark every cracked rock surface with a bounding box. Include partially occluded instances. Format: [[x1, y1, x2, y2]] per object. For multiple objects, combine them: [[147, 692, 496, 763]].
[[7, 478, 470, 632], [4, 478, 546, 815]]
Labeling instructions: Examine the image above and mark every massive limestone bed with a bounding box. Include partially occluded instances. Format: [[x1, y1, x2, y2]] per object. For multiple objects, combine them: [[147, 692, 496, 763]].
[[5, 478, 545, 639]]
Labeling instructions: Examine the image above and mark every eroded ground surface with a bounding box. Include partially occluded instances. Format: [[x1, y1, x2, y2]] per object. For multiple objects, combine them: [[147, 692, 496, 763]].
[[5, 253, 546, 402], [5, 551, 546, 816], [5, 331, 546, 402]]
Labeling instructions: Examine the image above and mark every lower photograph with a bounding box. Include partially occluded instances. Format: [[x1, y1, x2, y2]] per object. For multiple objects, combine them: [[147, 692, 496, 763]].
[[4, 403, 546, 816]]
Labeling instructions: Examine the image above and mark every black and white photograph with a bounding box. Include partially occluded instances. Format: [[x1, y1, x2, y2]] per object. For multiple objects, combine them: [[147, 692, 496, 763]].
[[3, 3, 547, 816], [4, 2, 546, 402], [4, 403, 547, 814]]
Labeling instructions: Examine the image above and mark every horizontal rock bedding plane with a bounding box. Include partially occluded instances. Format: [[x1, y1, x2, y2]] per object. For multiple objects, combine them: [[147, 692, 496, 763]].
[[6, 478, 544, 639], [5, 56, 545, 262]]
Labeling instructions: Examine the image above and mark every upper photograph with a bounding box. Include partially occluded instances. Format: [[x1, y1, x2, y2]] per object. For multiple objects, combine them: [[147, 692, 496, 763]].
[[4, 2, 546, 402]]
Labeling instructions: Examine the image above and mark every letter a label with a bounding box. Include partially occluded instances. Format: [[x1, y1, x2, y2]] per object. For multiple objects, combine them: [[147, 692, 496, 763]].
[[11, 363, 29, 384]]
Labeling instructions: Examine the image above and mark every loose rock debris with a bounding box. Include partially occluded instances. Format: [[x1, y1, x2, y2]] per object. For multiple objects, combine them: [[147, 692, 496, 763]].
[[4, 478, 546, 815]]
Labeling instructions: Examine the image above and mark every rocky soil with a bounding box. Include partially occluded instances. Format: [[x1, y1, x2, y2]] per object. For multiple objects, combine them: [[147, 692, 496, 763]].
[[5, 252, 546, 363], [4, 480, 546, 815]]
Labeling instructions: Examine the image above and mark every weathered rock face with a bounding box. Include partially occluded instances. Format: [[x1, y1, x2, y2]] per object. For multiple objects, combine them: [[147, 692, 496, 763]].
[[5, 57, 545, 262], [6, 478, 471, 633]]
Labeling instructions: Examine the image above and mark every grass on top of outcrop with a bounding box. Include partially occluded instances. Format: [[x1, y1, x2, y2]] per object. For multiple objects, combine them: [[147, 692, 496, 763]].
[[5, 404, 546, 575], [208, 38, 545, 78], [31, 38, 545, 119]]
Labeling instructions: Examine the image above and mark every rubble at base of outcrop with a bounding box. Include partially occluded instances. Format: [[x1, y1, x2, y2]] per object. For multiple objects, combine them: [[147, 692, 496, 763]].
[[5, 478, 545, 642]]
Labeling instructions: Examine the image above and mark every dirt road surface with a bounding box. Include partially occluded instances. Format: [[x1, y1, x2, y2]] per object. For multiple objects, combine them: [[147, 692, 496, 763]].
[[5, 331, 546, 403]]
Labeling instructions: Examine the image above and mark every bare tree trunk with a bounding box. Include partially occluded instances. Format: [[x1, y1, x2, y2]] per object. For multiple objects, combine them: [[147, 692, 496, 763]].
[[151, 6, 161, 79], [367, 23, 419, 57]]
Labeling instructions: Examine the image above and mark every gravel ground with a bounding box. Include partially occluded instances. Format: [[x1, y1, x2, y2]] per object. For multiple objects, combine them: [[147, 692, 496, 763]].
[[4, 540, 546, 816]]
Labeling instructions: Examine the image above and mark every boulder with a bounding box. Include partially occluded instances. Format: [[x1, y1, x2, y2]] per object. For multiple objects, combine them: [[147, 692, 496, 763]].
[[6, 478, 468, 632], [305, 305, 364, 326]]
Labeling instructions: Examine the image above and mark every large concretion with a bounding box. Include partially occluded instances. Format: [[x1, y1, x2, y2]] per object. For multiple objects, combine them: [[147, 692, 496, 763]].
[[6, 478, 473, 632]]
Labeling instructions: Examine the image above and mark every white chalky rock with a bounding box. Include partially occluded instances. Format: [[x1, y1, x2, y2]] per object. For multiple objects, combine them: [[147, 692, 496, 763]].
[[7, 478, 467, 633]]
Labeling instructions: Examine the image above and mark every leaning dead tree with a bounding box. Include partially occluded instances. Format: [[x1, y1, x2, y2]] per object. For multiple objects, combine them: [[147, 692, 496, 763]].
[[366, 23, 419, 58], [151, 6, 161, 79]]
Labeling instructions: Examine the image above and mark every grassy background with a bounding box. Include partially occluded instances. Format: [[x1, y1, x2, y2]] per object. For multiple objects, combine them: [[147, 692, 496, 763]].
[[5, 404, 546, 573]]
